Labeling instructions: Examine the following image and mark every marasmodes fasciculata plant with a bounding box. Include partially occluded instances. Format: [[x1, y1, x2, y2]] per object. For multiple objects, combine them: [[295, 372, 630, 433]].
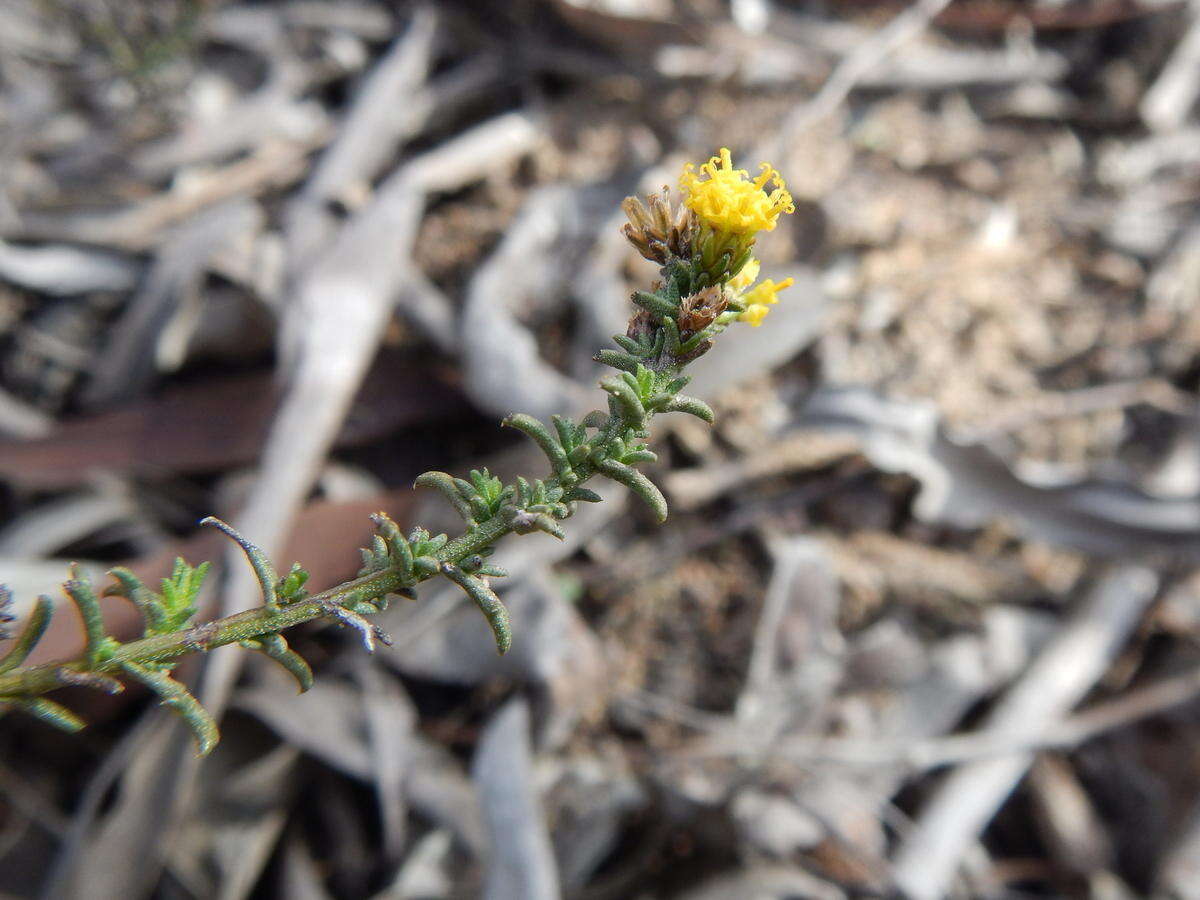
[[0, 149, 796, 755]]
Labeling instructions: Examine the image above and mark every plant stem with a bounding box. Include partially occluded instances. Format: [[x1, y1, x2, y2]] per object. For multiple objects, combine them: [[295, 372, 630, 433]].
[[0, 360, 685, 704]]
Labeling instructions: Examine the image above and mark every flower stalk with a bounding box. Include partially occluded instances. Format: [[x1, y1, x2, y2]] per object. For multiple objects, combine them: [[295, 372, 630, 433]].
[[0, 148, 795, 754]]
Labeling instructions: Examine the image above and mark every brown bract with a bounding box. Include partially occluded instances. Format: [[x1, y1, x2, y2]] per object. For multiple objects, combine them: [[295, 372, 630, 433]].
[[677, 285, 728, 337], [621, 187, 695, 264]]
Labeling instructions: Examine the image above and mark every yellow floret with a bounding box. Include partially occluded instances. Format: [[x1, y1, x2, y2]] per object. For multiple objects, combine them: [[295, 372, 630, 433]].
[[726, 257, 760, 293], [740, 304, 771, 327], [680, 148, 795, 235], [737, 276, 794, 326]]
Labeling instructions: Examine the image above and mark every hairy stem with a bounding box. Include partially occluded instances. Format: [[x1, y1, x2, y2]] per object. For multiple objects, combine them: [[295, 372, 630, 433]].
[[0, 360, 685, 704]]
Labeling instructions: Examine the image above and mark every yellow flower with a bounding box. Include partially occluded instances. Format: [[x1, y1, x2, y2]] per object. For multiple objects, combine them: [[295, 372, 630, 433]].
[[740, 303, 771, 327], [680, 148, 795, 236], [737, 276, 794, 327], [726, 257, 760, 293]]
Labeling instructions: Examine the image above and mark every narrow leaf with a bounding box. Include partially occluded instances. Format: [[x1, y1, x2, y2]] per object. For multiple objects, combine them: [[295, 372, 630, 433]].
[[600, 376, 646, 428], [643, 391, 675, 411], [121, 662, 220, 756], [105, 567, 167, 632], [622, 449, 658, 464], [64, 566, 106, 668], [241, 634, 313, 692], [468, 495, 493, 521], [502, 414, 574, 482], [156, 559, 211, 630], [412, 556, 439, 577], [594, 349, 640, 374], [551, 415, 578, 451], [201, 517, 279, 608], [414, 471, 477, 523], [13, 698, 85, 733], [370, 512, 414, 573], [324, 604, 387, 652], [0, 596, 53, 674], [631, 290, 677, 317], [564, 486, 603, 504], [595, 458, 668, 522], [664, 395, 715, 424], [440, 563, 512, 655], [581, 410, 609, 430], [54, 667, 125, 694], [612, 335, 646, 354], [452, 476, 477, 501]]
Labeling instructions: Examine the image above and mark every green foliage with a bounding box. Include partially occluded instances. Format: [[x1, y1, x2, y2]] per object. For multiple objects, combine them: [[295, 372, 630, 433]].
[[275, 563, 310, 603], [108, 558, 211, 637], [159, 559, 211, 630]]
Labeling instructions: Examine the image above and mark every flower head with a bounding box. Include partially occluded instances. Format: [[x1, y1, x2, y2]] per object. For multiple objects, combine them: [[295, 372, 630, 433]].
[[621, 187, 694, 264], [680, 148, 795, 236], [678, 285, 728, 337]]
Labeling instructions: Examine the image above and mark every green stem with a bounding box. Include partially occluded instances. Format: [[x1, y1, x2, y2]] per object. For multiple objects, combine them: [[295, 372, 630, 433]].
[[0, 568, 394, 699], [0, 350, 688, 706]]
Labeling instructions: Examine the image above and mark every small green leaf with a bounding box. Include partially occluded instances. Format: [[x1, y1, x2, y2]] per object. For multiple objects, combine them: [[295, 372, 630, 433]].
[[621, 447, 658, 465], [412, 556, 439, 577], [370, 513, 414, 573], [661, 317, 683, 356], [415, 471, 477, 525], [502, 414, 574, 483], [13, 698, 85, 733], [581, 410, 610, 430], [275, 563, 309, 603], [600, 376, 646, 429], [440, 563, 511, 655], [106, 567, 167, 634], [631, 290, 677, 317], [664, 395, 715, 424], [121, 662, 219, 756], [63, 566, 107, 668], [158, 559, 212, 630], [202, 517, 278, 609], [612, 335, 646, 355], [634, 364, 655, 397], [551, 416, 582, 452], [564, 486, 602, 504], [595, 458, 668, 522], [0, 596, 53, 674], [241, 634, 313, 692], [595, 349, 640, 374]]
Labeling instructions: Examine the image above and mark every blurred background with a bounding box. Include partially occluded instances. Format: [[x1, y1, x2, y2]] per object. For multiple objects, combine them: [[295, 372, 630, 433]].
[[2, 0, 1200, 897]]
